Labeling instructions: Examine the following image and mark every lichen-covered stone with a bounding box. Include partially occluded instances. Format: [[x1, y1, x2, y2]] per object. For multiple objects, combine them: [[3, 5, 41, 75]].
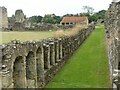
[[1, 24, 95, 88], [0, 7, 8, 29], [104, 1, 120, 89]]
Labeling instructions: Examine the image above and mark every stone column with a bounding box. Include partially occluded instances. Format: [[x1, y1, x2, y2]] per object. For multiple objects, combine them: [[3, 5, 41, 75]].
[[59, 38, 63, 60], [26, 52, 37, 88], [36, 46, 44, 88], [54, 40, 59, 63], [43, 44, 50, 69], [64, 39, 67, 59], [2, 53, 14, 88], [62, 38, 65, 59], [49, 42, 55, 66]]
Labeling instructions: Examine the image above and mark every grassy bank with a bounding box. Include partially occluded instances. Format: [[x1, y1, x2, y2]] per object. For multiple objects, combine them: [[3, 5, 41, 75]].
[[46, 25, 110, 88]]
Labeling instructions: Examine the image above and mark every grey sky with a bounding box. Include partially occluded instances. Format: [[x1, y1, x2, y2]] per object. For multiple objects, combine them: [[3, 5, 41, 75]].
[[1, 0, 112, 17]]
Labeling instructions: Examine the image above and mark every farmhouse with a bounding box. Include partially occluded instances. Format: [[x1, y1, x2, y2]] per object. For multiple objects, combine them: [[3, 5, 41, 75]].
[[60, 16, 88, 26]]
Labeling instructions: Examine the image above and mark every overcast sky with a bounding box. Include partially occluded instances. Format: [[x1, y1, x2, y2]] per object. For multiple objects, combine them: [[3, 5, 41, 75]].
[[1, 0, 112, 17]]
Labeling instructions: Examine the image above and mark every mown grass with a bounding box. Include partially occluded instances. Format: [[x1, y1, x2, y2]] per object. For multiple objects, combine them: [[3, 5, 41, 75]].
[[46, 25, 111, 88], [1, 31, 55, 44], [1, 25, 87, 44]]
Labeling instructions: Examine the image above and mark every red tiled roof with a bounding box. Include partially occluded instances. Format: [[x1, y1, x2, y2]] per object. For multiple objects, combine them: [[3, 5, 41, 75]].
[[61, 16, 87, 23]]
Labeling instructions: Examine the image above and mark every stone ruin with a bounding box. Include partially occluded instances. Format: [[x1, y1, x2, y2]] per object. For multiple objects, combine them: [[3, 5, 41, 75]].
[[9, 9, 31, 31], [0, 7, 75, 31], [0, 24, 95, 88], [15, 10, 25, 23], [8, 9, 61, 31], [0, 6, 8, 29], [104, 1, 120, 89]]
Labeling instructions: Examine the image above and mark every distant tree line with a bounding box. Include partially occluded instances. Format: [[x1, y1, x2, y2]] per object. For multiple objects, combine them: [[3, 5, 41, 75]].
[[28, 6, 106, 24], [79, 6, 106, 23], [89, 10, 106, 22], [29, 14, 62, 24]]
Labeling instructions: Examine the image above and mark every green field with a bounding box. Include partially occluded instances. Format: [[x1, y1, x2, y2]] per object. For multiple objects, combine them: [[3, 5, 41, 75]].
[[1, 31, 55, 44], [46, 25, 111, 88]]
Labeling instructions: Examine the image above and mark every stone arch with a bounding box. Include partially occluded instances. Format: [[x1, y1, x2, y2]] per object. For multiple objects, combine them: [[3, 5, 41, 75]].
[[13, 56, 26, 88], [26, 51, 36, 88], [36, 47, 44, 87]]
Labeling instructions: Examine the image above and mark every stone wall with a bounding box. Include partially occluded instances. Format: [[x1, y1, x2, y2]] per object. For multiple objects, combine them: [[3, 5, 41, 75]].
[[0, 24, 95, 89], [104, 1, 120, 89], [0, 6, 8, 29]]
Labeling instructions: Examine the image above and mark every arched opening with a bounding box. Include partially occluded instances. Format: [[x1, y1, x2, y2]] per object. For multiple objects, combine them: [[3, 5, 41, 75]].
[[36, 47, 44, 87], [2, 55, 6, 70], [13, 56, 26, 88], [118, 62, 120, 69], [26, 51, 36, 88]]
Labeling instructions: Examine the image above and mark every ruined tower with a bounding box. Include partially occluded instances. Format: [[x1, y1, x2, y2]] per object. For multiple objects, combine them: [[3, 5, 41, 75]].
[[15, 9, 25, 22], [0, 6, 8, 29]]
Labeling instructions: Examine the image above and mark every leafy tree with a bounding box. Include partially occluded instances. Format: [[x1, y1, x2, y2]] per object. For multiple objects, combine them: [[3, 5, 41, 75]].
[[81, 6, 106, 23], [89, 10, 106, 22], [80, 13, 90, 17], [54, 16, 62, 24], [37, 16, 43, 23], [29, 15, 43, 23], [42, 14, 62, 24]]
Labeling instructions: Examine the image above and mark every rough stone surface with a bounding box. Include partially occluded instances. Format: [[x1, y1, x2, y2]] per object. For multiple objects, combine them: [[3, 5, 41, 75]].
[[0, 6, 8, 29], [104, 1, 120, 89], [15, 9, 25, 23], [1, 24, 95, 88]]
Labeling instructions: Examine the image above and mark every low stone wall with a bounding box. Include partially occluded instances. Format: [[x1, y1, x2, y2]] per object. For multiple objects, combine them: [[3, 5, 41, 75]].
[[104, 1, 120, 89], [0, 24, 95, 88]]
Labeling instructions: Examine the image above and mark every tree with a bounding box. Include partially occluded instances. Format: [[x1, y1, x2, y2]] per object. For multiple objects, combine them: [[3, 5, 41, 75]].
[[29, 15, 43, 23], [81, 6, 95, 23], [81, 6, 106, 23], [42, 14, 62, 24], [82, 6, 94, 15], [89, 10, 106, 22], [37, 16, 43, 23], [54, 16, 62, 24]]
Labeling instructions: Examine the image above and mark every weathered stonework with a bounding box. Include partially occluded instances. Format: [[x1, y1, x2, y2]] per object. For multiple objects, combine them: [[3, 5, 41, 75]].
[[104, 1, 120, 89], [15, 9, 25, 23], [0, 6, 8, 29], [0, 24, 95, 89]]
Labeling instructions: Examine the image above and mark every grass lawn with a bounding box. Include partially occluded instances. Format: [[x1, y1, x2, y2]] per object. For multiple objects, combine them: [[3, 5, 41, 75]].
[[1, 31, 55, 44], [46, 25, 111, 88]]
